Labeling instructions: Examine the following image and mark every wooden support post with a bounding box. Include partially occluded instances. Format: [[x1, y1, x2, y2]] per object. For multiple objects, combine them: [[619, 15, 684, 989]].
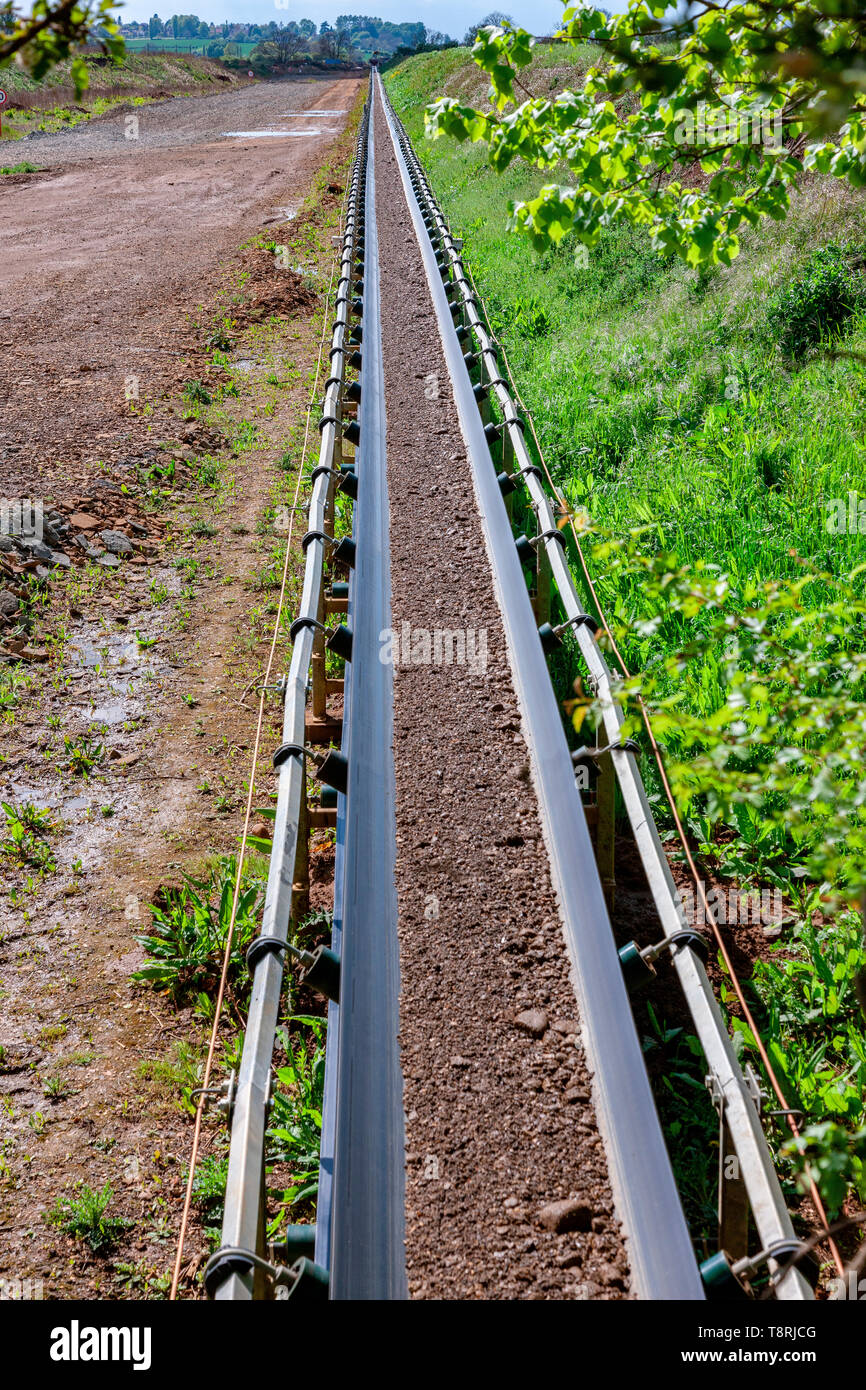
[[595, 749, 616, 913], [310, 593, 327, 722], [478, 356, 491, 427], [533, 521, 552, 626], [502, 429, 515, 521], [291, 788, 310, 929], [718, 1114, 750, 1260], [332, 388, 344, 475], [307, 418, 343, 743]]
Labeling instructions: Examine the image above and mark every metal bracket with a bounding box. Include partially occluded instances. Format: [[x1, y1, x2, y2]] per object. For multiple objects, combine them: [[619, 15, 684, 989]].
[[531, 527, 567, 550], [572, 736, 640, 765], [640, 927, 710, 967], [247, 935, 311, 973], [191, 1070, 237, 1125], [255, 675, 287, 697], [734, 1237, 804, 1281], [301, 529, 336, 553], [273, 741, 308, 770], [745, 1063, 764, 1115], [706, 1073, 724, 1113], [554, 612, 599, 637], [204, 1245, 291, 1298]]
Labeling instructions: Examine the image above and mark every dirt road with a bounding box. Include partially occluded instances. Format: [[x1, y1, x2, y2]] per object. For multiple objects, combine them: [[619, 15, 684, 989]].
[[0, 75, 361, 494], [0, 75, 359, 1300]]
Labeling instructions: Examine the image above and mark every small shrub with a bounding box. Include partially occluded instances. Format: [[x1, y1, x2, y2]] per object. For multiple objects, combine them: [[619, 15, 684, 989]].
[[132, 856, 263, 1005], [49, 1182, 130, 1253], [2, 801, 56, 872], [766, 245, 865, 358], [63, 733, 104, 777], [183, 380, 212, 405]]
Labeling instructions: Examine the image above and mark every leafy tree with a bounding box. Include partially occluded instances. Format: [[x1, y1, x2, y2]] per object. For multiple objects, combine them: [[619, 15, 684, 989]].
[[148, 11, 161, 39], [316, 21, 352, 60], [0, 0, 123, 96], [427, 2, 866, 266], [278, 24, 307, 63], [464, 10, 512, 45], [254, 26, 308, 68]]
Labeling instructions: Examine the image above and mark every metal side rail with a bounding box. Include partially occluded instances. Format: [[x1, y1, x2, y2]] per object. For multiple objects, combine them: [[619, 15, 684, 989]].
[[207, 105, 370, 1303], [380, 78, 811, 1302], [377, 73, 703, 1302]]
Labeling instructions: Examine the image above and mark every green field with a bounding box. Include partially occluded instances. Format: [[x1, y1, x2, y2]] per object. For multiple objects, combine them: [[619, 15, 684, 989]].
[[124, 38, 257, 58]]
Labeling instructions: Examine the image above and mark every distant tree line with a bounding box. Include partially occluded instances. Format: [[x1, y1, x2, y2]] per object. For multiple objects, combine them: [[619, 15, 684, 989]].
[[118, 14, 457, 65]]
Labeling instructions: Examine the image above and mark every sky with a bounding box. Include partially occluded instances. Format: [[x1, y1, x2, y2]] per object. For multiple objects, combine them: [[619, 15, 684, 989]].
[[110, 1, 593, 41]]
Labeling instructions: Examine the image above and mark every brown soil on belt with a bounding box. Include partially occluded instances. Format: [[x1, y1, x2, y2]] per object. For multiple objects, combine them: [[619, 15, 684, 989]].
[[373, 92, 630, 1301]]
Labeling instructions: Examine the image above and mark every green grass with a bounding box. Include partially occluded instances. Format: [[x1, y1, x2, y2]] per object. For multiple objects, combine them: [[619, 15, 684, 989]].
[[0, 49, 230, 93], [136, 1041, 204, 1117], [0, 161, 42, 175], [0, 93, 154, 140]]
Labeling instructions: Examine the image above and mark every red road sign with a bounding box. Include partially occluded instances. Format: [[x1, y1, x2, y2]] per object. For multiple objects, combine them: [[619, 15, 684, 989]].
[[0, 90, 8, 107]]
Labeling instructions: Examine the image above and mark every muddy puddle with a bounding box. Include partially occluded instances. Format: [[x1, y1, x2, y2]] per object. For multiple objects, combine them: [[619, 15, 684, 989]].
[[222, 129, 329, 139], [0, 566, 176, 874]]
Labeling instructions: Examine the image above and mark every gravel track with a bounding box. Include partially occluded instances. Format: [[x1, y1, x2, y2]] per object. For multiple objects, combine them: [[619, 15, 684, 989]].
[[373, 89, 631, 1301], [0, 75, 361, 497], [14, 75, 352, 164]]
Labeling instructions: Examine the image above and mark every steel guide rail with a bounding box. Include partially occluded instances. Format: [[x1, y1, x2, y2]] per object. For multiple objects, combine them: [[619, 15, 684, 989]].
[[207, 105, 370, 1303], [380, 78, 811, 1302]]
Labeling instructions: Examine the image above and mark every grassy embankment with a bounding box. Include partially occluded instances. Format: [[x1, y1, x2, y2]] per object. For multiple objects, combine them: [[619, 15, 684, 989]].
[[387, 47, 866, 1248]]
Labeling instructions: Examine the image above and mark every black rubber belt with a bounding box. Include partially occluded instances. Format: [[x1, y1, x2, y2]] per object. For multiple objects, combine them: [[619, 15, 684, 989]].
[[324, 93, 407, 1302]]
